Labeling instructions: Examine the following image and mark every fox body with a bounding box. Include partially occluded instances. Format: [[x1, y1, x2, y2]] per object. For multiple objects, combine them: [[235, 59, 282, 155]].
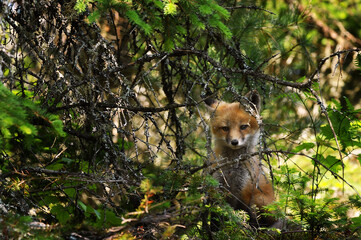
[[206, 90, 275, 227]]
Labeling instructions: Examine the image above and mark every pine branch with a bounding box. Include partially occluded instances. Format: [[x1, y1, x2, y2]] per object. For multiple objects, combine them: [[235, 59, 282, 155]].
[[297, 3, 361, 48], [225, 5, 275, 15]]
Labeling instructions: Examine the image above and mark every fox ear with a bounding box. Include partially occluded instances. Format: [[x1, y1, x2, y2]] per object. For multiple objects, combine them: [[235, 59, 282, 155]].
[[205, 98, 219, 110], [245, 90, 261, 112]]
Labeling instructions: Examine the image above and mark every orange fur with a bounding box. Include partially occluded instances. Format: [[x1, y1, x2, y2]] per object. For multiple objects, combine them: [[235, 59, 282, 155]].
[[206, 91, 276, 227]]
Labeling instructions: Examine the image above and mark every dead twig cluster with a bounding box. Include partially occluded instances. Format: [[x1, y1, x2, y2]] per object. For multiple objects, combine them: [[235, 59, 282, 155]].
[[0, 0, 360, 238]]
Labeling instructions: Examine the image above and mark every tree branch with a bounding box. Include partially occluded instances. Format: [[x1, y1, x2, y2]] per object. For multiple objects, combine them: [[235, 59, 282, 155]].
[[225, 5, 276, 15], [189, 150, 360, 198], [49, 94, 216, 113]]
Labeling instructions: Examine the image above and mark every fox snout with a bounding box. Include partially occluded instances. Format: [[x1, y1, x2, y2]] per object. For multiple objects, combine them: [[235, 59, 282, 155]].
[[229, 138, 244, 149], [226, 135, 248, 148], [230, 139, 239, 146]]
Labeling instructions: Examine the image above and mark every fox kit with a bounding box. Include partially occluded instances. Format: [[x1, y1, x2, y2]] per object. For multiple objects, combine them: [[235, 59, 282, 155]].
[[206, 90, 275, 227]]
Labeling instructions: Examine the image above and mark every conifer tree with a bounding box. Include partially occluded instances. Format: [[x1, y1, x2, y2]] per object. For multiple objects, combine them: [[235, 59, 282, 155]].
[[0, 0, 360, 238]]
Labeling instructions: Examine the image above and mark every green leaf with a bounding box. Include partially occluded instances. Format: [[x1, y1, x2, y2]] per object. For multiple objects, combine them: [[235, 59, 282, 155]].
[[1, 127, 11, 138], [320, 124, 333, 140], [351, 215, 361, 230], [104, 209, 122, 226], [320, 105, 357, 149], [64, 188, 76, 198], [323, 155, 342, 172], [46, 163, 64, 171], [153, 0, 164, 9], [78, 201, 87, 212], [41, 196, 60, 206], [61, 157, 75, 164], [19, 125, 33, 135], [50, 204, 71, 225], [293, 142, 315, 152], [93, 208, 101, 219]]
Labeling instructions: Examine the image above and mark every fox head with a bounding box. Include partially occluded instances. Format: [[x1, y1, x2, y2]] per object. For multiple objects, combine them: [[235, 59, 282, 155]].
[[205, 90, 261, 150]]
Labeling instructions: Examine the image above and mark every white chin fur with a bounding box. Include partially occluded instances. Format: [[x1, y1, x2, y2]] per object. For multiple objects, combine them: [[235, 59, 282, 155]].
[[227, 142, 246, 149]]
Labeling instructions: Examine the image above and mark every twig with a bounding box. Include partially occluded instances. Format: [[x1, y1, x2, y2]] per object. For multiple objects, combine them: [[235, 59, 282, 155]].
[[309, 88, 343, 161], [277, 150, 360, 198], [189, 150, 360, 198], [50, 94, 216, 113], [307, 48, 361, 86]]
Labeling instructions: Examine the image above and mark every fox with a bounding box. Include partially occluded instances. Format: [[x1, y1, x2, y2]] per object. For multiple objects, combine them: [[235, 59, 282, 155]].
[[205, 90, 277, 228]]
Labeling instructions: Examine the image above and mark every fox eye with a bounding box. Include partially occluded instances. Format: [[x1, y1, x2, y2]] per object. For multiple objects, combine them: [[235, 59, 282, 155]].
[[240, 124, 249, 130], [221, 126, 229, 132]]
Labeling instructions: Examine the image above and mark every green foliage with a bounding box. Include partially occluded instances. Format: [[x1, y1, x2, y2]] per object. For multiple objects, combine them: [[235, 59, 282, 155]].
[[0, 85, 37, 139], [75, 0, 232, 51], [320, 98, 361, 150], [74, 0, 90, 13], [272, 163, 361, 238], [1, 0, 361, 239], [267, 96, 361, 238], [0, 83, 65, 150], [163, 0, 178, 15], [0, 213, 61, 239], [50, 204, 72, 225], [0, 84, 72, 236], [125, 10, 152, 35]]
